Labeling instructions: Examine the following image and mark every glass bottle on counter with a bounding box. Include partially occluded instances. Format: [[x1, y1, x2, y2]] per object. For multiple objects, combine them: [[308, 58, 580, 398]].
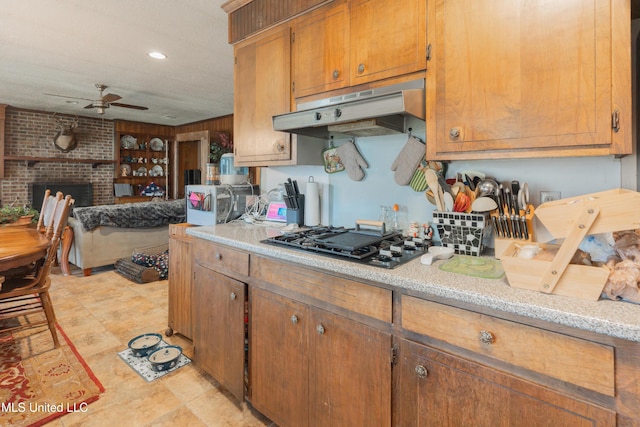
[[391, 204, 400, 232]]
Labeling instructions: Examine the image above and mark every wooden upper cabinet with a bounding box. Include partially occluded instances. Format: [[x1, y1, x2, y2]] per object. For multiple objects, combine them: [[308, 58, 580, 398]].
[[426, 0, 632, 160], [234, 25, 292, 165], [292, 2, 350, 98], [349, 0, 427, 86]]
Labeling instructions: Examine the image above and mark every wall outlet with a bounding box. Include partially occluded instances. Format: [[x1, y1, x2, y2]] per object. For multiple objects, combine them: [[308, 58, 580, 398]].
[[540, 191, 561, 203]]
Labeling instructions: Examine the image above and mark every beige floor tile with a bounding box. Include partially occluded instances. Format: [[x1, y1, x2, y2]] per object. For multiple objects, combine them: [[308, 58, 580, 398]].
[[146, 405, 209, 427], [14, 268, 278, 427]]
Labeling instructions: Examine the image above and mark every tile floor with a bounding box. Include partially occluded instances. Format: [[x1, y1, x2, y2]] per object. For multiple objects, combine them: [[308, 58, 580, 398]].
[[36, 265, 274, 427]]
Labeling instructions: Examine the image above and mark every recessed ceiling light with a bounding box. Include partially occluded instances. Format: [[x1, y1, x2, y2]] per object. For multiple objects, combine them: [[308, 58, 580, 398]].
[[163, 115, 176, 120], [148, 51, 167, 60], [65, 100, 79, 104]]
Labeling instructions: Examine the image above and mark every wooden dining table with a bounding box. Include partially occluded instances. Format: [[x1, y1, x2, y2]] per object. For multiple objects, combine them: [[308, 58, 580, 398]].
[[0, 226, 50, 273]]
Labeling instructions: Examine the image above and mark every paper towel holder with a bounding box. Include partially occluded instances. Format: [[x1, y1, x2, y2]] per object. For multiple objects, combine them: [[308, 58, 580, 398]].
[[304, 176, 321, 226]]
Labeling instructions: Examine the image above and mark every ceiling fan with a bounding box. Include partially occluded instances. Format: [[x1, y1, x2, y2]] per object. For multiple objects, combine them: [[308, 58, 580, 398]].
[[45, 83, 149, 114]]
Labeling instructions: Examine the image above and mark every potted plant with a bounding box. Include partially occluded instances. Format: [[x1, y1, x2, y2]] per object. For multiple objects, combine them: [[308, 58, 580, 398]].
[[206, 132, 233, 184], [0, 205, 40, 226]]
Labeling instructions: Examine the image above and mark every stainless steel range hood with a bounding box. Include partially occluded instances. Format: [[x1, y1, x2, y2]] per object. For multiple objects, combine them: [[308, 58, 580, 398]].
[[273, 79, 425, 138]]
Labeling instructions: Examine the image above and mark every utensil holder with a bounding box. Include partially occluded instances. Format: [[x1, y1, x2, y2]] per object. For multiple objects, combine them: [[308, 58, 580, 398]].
[[432, 211, 491, 256], [286, 195, 305, 226]]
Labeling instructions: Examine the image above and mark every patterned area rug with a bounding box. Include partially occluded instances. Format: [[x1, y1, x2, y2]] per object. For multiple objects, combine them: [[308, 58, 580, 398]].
[[0, 324, 104, 427]]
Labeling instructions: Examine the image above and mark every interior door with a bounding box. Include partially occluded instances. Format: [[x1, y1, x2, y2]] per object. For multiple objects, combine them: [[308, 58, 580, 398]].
[[172, 130, 210, 199]]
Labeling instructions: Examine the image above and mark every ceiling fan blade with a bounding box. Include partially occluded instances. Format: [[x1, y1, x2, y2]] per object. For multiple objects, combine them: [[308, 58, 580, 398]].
[[109, 102, 149, 111], [44, 93, 93, 102], [102, 93, 122, 103]]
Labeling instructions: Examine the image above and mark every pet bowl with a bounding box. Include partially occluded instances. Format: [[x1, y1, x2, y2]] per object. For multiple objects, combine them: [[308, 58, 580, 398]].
[[148, 345, 183, 372], [128, 333, 162, 357]]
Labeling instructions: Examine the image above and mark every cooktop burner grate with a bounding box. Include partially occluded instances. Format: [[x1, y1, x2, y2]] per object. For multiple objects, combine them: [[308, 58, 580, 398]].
[[262, 226, 430, 268]]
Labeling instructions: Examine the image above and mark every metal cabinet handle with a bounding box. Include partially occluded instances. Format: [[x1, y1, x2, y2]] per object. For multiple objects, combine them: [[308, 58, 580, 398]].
[[316, 324, 325, 335], [332, 69, 340, 79], [315, 112, 322, 121], [276, 143, 285, 152], [479, 330, 495, 344], [357, 63, 365, 74], [334, 108, 342, 118], [215, 253, 222, 260], [291, 315, 298, 324], [449, 127, 461, 139], [415, 365, 428, 378], [230, 292, 237, 301]]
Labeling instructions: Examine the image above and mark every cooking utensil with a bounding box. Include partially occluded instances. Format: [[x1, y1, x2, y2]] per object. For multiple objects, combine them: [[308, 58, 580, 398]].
[[476, 178, 498, 196], [471, 196, 498, 212], [424, 169, 445, 211], [454, 192, 472, 212], [420, 246, 455, 265], [443, 192, 454, 212]]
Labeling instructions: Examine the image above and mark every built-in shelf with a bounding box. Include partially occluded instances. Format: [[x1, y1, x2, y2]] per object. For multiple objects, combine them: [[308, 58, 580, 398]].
[[4, 156, 116, 168]]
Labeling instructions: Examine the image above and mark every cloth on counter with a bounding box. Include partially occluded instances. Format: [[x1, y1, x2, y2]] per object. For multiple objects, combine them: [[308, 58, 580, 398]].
[[391, 136, 425, 185], [72, 198, 185, 232], [335, 140, 368, 181]]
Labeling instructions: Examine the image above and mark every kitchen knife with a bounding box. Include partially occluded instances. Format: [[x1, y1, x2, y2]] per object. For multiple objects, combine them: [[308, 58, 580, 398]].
[[284, 181, 298, 209], [496, 190, 510, 238]]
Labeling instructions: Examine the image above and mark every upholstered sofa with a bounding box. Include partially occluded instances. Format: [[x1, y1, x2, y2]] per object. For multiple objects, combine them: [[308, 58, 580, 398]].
[[60, 199, 185, 276]]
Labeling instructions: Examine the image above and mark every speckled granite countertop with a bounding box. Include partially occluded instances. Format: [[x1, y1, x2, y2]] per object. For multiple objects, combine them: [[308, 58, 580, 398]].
[[188, 222, 640, 343]]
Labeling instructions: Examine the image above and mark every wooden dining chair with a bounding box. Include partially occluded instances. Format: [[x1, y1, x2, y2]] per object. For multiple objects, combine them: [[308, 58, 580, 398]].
[[0, 194, 74, 347], [1, 190, 63, 280], [36, 189, 63, 234]]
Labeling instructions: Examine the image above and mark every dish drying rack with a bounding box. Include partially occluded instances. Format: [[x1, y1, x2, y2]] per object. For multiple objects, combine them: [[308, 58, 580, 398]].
[[500, 189, 640, 301]]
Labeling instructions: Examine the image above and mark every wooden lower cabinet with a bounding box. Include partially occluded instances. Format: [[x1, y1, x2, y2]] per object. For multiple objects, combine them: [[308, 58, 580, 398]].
[[249, 287, 392, 427], [192, 264, 246, 401], [167, 223, 194, 339], [394, 338, 616, 427]]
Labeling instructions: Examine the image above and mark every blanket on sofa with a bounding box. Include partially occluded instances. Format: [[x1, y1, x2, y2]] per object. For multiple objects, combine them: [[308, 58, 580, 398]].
[[73, 199, 186, 231]]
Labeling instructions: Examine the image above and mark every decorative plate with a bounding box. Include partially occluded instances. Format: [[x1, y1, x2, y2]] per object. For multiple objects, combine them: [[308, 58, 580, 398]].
[[119, 164, 132, 177], [149, 138, 164, 151], [121, 134, 137, 149], [137, 166, 147, 176], [150, 165, 163, 177]]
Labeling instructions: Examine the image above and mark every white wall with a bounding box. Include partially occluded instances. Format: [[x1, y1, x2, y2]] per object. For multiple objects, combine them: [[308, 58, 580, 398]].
[[261, 134, 624, 232]]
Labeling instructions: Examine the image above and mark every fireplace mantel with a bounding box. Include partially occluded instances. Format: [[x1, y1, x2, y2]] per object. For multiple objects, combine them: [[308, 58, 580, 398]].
[[5, 156, 116, 168]]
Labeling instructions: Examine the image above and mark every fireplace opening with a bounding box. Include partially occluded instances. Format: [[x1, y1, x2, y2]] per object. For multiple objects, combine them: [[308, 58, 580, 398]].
[[31, 183, 94, 210]]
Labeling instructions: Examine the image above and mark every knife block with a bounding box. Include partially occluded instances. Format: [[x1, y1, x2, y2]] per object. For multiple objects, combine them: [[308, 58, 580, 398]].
[[286, 195, 305, 226]]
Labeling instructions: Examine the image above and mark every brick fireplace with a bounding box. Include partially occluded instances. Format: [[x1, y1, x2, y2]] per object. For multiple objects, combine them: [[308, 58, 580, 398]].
[[1, 108, 114, 207]]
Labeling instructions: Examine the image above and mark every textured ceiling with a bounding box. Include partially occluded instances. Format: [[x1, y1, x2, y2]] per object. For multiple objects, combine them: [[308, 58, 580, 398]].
[[0, 0, 234, 125]]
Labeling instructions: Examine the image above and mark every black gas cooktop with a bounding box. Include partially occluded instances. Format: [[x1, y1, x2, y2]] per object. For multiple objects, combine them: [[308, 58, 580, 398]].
[[262, 226, 430, 269]]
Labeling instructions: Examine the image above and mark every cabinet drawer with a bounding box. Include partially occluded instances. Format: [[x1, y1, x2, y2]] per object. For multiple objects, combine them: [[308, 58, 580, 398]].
[[251, 256, 392, 323], [193, 239, 249, 277], [401, 296, 615, 396]]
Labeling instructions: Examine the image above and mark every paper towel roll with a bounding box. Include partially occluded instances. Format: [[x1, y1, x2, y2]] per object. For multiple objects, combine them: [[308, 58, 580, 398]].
[[305, 179, 321, 226]]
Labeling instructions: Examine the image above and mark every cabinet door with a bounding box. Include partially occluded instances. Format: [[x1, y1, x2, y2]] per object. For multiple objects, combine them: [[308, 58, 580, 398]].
[[250, 287, 309, 427], [349, 0, 427, 85], [292, 2, 349, 98], [234, 26, 292, 165], [427, 0, 630, 160], [192, 264, 246, 401], [395, 338, 615, 427], [168, 232, 193, 339], [309, 307, 392, 427]]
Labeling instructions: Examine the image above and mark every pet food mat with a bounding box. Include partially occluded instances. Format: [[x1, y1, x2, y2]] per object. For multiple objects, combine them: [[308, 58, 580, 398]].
[[118, 340, 191, 382], [439, 255, 505, 279]]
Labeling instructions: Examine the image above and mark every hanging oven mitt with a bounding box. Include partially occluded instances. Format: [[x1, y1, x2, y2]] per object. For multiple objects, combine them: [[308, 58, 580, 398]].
[[322, 140, 345, 174], [390, 136, 425, 185], [335, 140, 368, 181], [410, 160, 447, 192]]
